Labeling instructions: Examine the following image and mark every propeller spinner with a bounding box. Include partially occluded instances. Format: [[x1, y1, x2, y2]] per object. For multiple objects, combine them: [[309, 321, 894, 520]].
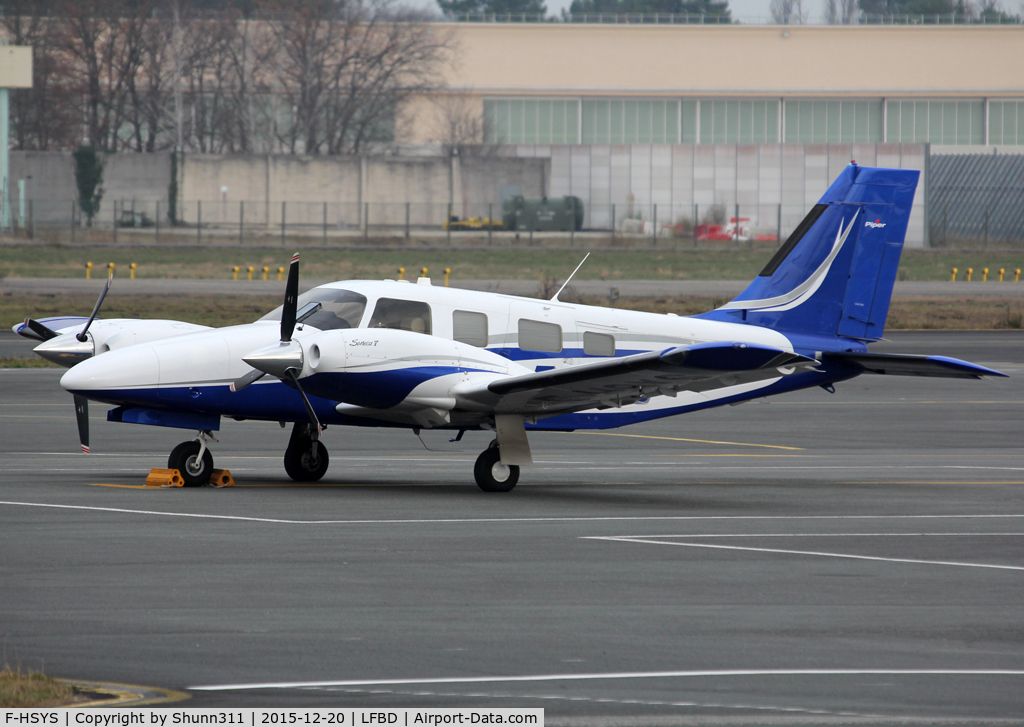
[[237, 253, 323, 438]]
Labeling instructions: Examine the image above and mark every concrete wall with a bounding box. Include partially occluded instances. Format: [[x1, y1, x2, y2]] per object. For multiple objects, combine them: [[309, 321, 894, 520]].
[[10, 145, 926, 245], [512, 142, 929, 247], [179, 153, 548, 228], [9, 151, 171, 226]]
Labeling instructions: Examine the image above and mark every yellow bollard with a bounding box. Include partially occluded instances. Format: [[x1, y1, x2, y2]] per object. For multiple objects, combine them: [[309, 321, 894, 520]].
[[421, 267, 428, 278], [444, 267, 451, 287], [130, 263, 137, 280], [967, 267, 973, 282], [1017, 269, 1022, 283], [247, 266, 254, 281], [983, 268, 989, 282], [277, 266, 284, 281], [85, 261, 93, 280], [398, 267, 405, 280], [1000, 268, 1005, 283], [262, 266, 269, 282], [232, 266, 239, 281], [951, 267, 957, 282]]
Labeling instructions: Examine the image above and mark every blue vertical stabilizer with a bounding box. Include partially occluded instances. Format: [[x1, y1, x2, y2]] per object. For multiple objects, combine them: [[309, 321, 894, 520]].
[[698, 164, 919, 341]]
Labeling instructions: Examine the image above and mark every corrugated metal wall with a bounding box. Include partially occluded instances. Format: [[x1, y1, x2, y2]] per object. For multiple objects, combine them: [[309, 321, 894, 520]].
[[929, 154, 1024, 247], [511, 143, 928, 247]]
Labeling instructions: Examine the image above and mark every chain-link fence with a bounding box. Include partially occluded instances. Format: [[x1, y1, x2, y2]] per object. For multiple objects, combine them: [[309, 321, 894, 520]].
[[2, 198, 819, 250], [929, 155, 1024, 249]]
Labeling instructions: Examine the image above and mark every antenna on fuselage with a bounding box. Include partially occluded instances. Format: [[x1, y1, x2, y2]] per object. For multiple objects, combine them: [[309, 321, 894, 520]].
[[551, 253, 590, 302]]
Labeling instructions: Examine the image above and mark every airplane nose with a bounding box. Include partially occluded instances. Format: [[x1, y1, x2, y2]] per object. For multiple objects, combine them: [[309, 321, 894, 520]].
[[35, 333, 94, 367], [60, 345, 161, 394]]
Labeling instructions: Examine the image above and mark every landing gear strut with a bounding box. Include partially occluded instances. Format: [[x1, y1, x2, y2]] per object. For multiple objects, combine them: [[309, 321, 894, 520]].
[[168, 431, 217, 487], [284, 422, 329, 482]]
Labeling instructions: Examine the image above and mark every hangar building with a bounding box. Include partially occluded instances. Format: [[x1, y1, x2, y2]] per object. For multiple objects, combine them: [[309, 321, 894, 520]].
[[401, 23, 1024, 246]]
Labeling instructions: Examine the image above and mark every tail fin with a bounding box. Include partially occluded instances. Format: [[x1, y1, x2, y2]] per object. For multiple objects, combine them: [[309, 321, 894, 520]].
[[699, 164, 919, 341]]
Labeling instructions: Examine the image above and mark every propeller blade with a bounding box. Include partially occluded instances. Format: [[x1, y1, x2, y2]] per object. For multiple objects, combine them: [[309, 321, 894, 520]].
[[286, 368, 322, 439], [20, 318, 60, 342], [229, 368, 267, 393], [74, 395, 90, 454], [77, 271, 113, 343], [281, 252, 300, 343]]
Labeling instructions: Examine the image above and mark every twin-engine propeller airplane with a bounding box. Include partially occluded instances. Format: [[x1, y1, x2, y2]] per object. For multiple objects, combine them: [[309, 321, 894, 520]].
[[16, 164, 1006, 491]]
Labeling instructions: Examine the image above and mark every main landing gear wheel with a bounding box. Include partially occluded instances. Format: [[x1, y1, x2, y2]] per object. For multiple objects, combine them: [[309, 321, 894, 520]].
[[168, 441, 214, 487], [474, 446, 519, 493], [284, 435, 329, 482]]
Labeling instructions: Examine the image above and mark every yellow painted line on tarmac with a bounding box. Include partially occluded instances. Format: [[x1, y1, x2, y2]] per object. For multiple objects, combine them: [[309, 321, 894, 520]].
[[90, 483, 165, 489], [843, 481, 1024, 486], [58, 679, 190, 707], [0, 414, 76, 419], [771, 401, 1024, 405], [1, 403, 74, 407], [655, 453, 810, 458], [585, 432, 804, 451], [235, 482, 458, 488]]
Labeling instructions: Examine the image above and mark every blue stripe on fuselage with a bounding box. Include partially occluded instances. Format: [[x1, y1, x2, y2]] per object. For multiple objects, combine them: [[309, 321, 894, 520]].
[[301, 366, 468, 409]]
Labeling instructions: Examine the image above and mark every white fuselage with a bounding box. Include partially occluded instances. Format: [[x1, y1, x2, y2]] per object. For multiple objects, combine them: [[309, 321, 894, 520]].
[[59, 278, 805, 432]]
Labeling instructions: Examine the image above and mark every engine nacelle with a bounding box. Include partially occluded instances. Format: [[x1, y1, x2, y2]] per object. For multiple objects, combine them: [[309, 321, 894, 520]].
[[296, 328, 526, 410], [35, 319, 210, 367]]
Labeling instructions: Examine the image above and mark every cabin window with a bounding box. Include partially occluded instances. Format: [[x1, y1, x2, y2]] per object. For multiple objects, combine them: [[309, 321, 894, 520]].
[[583, 331, 615, 356], [519, 319, 562, 353], [368, 298, 432, 334], [453, 311, 488, 347], [258, 288, 367, 330]]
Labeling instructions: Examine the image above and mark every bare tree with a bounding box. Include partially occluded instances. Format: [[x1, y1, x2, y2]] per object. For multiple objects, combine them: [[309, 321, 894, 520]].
[[0, 0, 79, 150], [2, 0, 451, 155], [58, 0, 154, 151], [770, 0, 807, 23], [430, 90, 502, 155], [824, 0, 859, 23], [220, 15, 274, 153], [259, 0, 453, 155]]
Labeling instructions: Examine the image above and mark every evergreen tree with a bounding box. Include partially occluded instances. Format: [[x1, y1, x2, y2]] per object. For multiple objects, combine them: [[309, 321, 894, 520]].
[[72, 146, 104, 227], [568, 0, 729, 16], [438, 0, 547, 15]]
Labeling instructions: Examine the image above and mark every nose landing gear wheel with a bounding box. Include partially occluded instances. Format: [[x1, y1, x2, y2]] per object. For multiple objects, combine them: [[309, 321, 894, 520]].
[[284, 439, 329, 482], [168, 441, 214, 487], [474, 447, 519, 492]]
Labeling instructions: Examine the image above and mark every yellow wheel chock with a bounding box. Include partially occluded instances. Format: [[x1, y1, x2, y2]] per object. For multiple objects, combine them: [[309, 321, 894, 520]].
[[145, 468, 234, 488], [146, 468, 184, 487], [208, 469, 235, 488]]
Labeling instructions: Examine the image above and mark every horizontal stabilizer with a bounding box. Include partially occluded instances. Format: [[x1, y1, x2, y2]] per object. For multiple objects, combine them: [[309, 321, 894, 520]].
[[824, 352, 1007, 379]]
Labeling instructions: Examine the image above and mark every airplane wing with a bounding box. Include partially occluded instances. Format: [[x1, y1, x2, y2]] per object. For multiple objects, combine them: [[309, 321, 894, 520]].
[[457, 342, 817, 417], [824, 352, 1007, 379]]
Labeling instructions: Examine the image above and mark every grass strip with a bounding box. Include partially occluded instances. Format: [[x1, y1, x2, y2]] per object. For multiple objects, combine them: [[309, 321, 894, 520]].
[[0, 664, 75, 708], [2, 294, 1021, 337], [3, 243, 1022, 283]]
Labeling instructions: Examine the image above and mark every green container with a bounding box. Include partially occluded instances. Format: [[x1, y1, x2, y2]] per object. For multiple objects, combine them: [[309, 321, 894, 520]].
[[502, 195, 584, 232]]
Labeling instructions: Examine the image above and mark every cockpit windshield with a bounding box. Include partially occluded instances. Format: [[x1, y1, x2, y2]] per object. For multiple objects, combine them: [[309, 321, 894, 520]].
[[258, 288, 368, 330]]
